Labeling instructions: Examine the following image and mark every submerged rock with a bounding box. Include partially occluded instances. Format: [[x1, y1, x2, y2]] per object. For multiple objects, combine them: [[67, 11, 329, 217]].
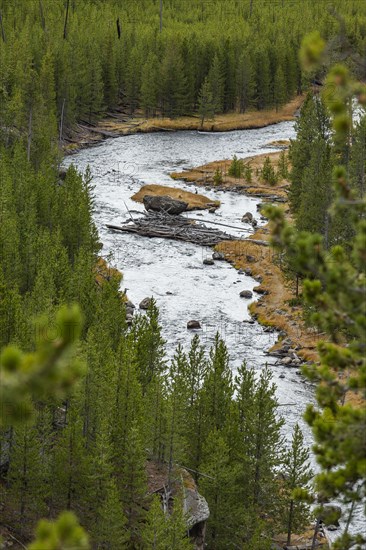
[[187, 320, 201, 329], [203, 258, 215, 265], [143, 194, 188, 214]]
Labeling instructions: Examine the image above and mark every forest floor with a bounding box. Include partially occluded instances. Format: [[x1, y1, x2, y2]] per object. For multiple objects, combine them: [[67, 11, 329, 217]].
[[131, 184, 220, 211], [63, 95, 304, 154]]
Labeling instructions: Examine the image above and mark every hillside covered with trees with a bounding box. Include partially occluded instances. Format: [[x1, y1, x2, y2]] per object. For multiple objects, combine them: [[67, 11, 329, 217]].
[[0, 1, 366, 549]]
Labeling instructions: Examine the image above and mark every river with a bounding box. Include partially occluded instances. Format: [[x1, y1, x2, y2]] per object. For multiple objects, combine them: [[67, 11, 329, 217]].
[[63, 121, 363, 543]]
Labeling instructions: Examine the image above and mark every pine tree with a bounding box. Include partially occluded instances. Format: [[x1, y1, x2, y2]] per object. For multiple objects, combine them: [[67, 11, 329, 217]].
[[281, 424, 313, 546], [197, 77, 215, 128], [140, 52, 160, 118], [95, 479, 129, 549], [6, 421, 48, 534], [199, 430, 235, 549], [266, 41, 366, 548], [237, 52, 254, 113], [183, 335, 207, 478], [132, 299, 166, 394], [296, 138, 332, 245], [274, 65, 286, 112], [50, 408, 92, 520], [140, 495, 168, 549], [167, 345, 189, 482], [201, 333, 233, 434], [289, 93, 331, 213], [119, 422, 147, 542], [207, 53, 225, 114]]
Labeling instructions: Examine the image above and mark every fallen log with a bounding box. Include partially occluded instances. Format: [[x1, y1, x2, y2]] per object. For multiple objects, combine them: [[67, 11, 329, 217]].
[[106, 212, 239, 246]]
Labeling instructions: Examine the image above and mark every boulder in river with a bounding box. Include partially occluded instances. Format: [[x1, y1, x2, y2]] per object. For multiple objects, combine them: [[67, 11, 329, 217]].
[[240, 290, 253, 299], [212, 251, 225, 261], [320, 505, 342, 527], [203, 258, 214, 265], [242, 212, 253, 224], [143, 194, 188, 215], [187, 320, 201, 330], [139, 297, 153, 310]]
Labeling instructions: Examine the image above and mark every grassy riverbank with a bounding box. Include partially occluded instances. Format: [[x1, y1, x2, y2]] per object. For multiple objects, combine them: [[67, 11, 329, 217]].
[[172, 151, 321, 363], [64, 96, 304, 153], [131, 184, 220, 211]]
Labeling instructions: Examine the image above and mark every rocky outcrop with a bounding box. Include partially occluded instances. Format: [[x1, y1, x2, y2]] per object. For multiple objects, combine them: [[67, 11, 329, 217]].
[[184, 488, 210, 550], [143, 194, 188, 215]]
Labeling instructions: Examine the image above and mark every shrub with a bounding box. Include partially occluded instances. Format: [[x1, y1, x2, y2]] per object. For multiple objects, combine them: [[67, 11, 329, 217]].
[[213, 168, 223, 185], [261, 156, 278, 185]]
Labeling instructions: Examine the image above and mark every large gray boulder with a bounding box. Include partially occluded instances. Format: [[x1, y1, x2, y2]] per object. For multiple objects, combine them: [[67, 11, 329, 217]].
[[139, 297, 153, 310], [143, 194, 188, 215]]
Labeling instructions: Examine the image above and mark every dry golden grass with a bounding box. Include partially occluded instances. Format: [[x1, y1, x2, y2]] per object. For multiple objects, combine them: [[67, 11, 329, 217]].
[[64, 96, 304, 154], [172, 151, 290, 201], [216, 236, 320, 362], [131, 184, 220, 210], [94, 257, 123, 287]]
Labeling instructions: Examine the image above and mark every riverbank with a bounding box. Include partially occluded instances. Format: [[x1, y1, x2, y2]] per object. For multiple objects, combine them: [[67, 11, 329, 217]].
[[63, 96, 304, 154], [172, 151, 320, 363]]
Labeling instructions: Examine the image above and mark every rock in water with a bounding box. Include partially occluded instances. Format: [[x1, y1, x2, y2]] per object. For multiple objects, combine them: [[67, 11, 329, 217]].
[[187, 320, 201, 329], [203, 258, 214, 265], [242, 211, 253, 223], [143, 194, 188, 215], [240, 290, 253, 298], [212, 251, 225, 261], [139, 297, 153, 310]]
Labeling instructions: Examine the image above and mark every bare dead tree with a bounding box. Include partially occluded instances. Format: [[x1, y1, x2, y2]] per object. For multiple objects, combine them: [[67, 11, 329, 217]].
[[63, 0, 70, 40], [0, 9, 6, 43]]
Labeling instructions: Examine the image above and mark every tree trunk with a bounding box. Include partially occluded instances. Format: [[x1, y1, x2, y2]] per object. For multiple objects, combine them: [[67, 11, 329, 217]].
[[63, 0, 70, 39], [287, 499, 294, 546], [0, 9, 6, 42], [159, 0, 163, 32], [39, 0, 45, 30], [311, 517, 321, 550], [59, 98, 66, 143], [27, 108, 33, 162]]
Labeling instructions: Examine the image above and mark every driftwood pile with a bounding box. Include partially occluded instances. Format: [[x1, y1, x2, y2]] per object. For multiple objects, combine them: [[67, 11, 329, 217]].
[[106, 211, 238, 246]]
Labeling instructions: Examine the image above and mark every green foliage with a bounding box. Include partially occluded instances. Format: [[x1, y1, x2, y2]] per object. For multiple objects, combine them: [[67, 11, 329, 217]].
[[277, 150, 289, 180], [261, 156, 278, 185], [280, 424, 313, 546], [213, 167, 223, 186], [141, 493, 192, 550], [228, 155, 244, 178], [265, 38, 366, 548], [28, 512, 89, 550], [0, 305, 84, 426]]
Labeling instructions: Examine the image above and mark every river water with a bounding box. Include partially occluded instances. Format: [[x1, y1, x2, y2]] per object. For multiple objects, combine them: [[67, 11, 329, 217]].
[[64, 121, 364, 542]]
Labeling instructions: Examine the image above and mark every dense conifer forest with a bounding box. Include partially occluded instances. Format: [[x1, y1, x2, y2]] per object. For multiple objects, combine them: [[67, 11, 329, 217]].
[[0, 1, 365, 549]]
